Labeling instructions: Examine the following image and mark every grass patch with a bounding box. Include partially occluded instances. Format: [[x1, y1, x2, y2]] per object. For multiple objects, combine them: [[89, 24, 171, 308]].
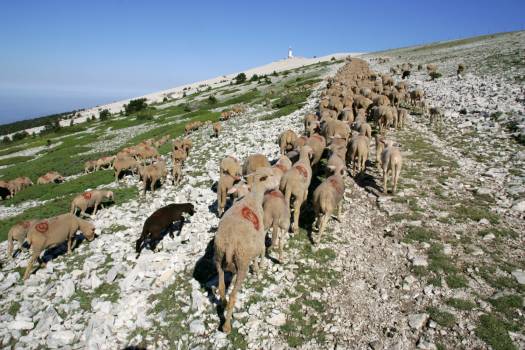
[[489, 295, 523, 319], [476, 313, 517, 350], [0, 156, 32, 167], [8, 301, 21, 316], [453, 205, 500, 224], [427, 306, 456, 328], [477, 228, 518, 239], [403, 226, 437, 243], [446, 274, 468, 289], [446, 298, 476, 311]]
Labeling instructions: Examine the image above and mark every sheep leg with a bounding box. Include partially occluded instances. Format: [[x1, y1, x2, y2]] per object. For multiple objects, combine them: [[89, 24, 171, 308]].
[[223, 264, 247, 334], [23, 253, 38, 280], [278, 228, 286, 262], [67, 236, 73, 254], [7, 235, 13, 259], [270, 222, 279, 253], [317, 214, 329, 244], [93, 202, 99, 216], [383, 168, 389, 193], [292, 193, 303, 235]]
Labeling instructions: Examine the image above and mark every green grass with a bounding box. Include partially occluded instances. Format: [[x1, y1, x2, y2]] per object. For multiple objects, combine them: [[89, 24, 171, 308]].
[[426, 306, 456, 328], [476, 313, 518, 350], [0, 156, 32, 167], [8, 301, 21, 316], [477, 227, 518, 239], [446, 298, 476, 311], [489, 295, 523, 319], [453, 205, 500, 224], [403, 226, 437, 243], [446, 274, 468, 289], [428, 244, 457, 274]]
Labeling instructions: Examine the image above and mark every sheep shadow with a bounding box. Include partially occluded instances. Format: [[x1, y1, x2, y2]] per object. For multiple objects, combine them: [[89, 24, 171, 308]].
[[352, 168, 383, 195]]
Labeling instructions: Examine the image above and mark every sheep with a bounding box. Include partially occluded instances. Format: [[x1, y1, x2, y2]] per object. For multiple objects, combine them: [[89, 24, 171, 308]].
[[340, 108, 354, 123], [278, 130, 298, 155], [84, 160, 97, 173], [95, 156, 115, 170], [114, 157, 139, 182], [428, 106, 443, 124], [217, 172, 241, 217], [293, 135, 309, 150], [381, 140, 402, 194], [135, 203, 195, 256], [213, 122, 222, 137], [373, 94, 390, 107], [457, 63, 466, 77], [322, 119, 351, 143], [243, 154, 271, 177], [262, 189, 290, 262], [348, 135, 369, 176], [172, 148, 187, 165], [270, 155, 292, 184], [410, 88, 425, 106], [358, 122, 372, 140], [140, 161, 167, 195], [7, 220, 37, 258], [353, 95, 373, 112], [172, 160, 183, 185], [70, 190, 114, 217], [305, 134, 326, 167], [304, 114, 318, 136], [23, 214, 96, 280], [312, 164, 346, 243], [220, 156, 241, 178], [426, 64, 437, 73], [214, 167, 280, 333], [135, 145, 159, 164], [280, 145, 314, 234], [397, 108, 408, 129], [37, 172, 64, 185]]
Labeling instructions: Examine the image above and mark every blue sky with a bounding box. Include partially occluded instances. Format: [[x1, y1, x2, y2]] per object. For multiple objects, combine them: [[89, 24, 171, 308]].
[[0, 0, 523, 123]]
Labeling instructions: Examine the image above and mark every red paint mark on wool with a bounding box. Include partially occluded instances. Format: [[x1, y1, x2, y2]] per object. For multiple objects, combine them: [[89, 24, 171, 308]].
[[82, 192, 92, 200], [35, 222, 49, 234], [241, 206, 260, 231], [295, 165, 308, 179]]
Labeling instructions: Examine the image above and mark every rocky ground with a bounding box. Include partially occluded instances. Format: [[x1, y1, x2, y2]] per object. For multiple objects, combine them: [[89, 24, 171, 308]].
[[0, 31, 523, 350]]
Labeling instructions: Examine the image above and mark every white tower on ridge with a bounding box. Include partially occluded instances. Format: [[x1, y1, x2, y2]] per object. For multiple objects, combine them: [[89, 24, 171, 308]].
[[288, 46, 293, 59]]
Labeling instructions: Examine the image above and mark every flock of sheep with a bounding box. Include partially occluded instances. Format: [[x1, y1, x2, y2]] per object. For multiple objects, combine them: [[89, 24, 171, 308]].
[[3, 56, 438, 334]]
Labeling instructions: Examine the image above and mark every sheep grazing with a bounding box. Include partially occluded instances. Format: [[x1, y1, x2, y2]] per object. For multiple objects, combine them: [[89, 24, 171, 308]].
[[426, 64, 438, 73], [271, 155, 292, 184], [428, 106, 443, 124], [96, 156, 115, 170], [217, 171, 241, 217], [312, 164, 346, 243], [278, 130, 298, 155], [23, 213, 96, 280], [457, 63, 466, 77], [70, 190, 114, 217], [381, 140, 403, 194], [348, 135, 369, 176], [37, 171, 64, 185], [213, 122, 222, 138], [114, 157, 139, 182], [214, 167, 279, 333], [135, 203, 195, 257], [280, 145, 314, 234], [263, 189, 290, 262], [84, 160, 97, 173], [172, 148, 187, 165], [378, 106, 398, 133], [7, 177, 33, 196], [7, 220, 37, 258], [140, 160, 167, 195], [410, 88, 425, 107]]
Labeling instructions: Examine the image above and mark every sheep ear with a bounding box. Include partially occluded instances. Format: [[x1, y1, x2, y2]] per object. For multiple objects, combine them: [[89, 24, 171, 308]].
[[227, 187, 238, 194], [327, 165, 336, 171]]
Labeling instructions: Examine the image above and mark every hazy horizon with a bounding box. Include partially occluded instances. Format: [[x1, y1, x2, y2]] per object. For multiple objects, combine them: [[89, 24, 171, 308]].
[[1, 0, 523, 125]]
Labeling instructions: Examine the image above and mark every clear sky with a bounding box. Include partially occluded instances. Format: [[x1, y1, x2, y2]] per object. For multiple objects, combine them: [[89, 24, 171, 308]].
[[0, 0, 523, 123]]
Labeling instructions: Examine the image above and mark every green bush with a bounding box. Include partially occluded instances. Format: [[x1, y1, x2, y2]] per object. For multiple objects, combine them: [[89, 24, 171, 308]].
[[99, 109, 111, 120], [125, 98, 148, 115], [234, 73, 247, 84], [12, 131, 29, 141], [207, 95, 218, 105], [250, 74, 259, 82]]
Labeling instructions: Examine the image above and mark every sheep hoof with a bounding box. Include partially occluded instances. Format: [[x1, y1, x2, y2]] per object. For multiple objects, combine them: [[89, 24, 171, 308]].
[[222, 322, 232, 334]]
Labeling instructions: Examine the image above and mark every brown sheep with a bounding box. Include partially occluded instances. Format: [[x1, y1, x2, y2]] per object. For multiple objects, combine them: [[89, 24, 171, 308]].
[[95, 156, 115, 170], [214, 168, 279, 333], [243, 154, 271, 176], [213, 122, 222, 138], [306, 134, 326, 167], [263, 189, 290, 262], [220, 156, 241, 178], [381, 140, 402, 194], [70, 190, 114, 216], [304, 114, 318, 136], [280, 146, 314, 234], [23, 214, 96, 280], [278, 130, 298, 155], [84, 160, 97, 173], [37, 172, 64, 185], [312, 164, 346, 243], [113, 157, 139, 182], [172, 160, 183, 185], [348, 135, 369, 176], [217, 172, 241, 217], [7, 220, 37, 258]]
